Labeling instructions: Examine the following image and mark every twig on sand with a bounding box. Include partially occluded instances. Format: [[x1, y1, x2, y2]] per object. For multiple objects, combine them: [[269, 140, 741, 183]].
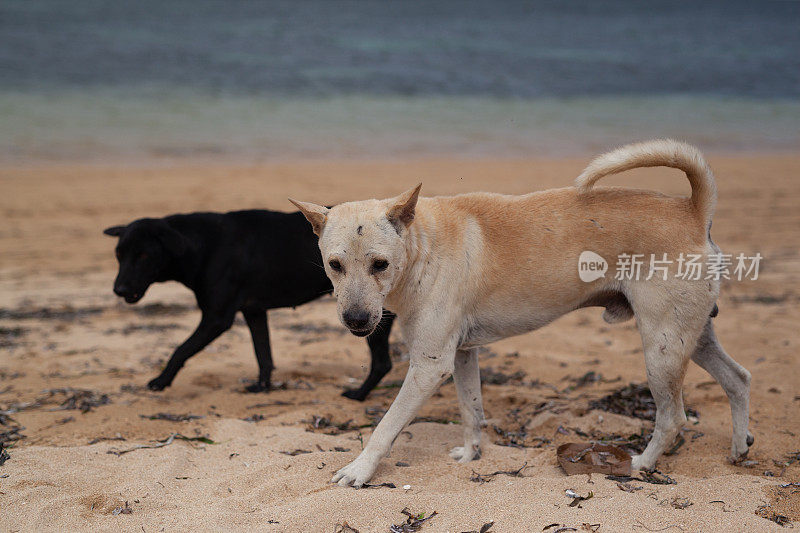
[[632, 520, 684, 532], [107, 433, 214, 456]]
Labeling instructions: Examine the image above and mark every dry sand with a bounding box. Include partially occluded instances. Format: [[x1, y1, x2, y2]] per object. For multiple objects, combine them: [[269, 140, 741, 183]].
[[1, 154, 798, 531]]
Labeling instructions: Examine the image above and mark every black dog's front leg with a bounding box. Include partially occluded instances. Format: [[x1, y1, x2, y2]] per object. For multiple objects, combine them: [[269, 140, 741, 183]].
[[242, 308, 273, 393], [147, 312, 234, 391], [343, 311, 395, 401]]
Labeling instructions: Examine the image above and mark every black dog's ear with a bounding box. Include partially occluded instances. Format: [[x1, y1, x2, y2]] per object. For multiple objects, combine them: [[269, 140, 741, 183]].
[[155, 222, 187, 256], [103, 225, 126, 237]]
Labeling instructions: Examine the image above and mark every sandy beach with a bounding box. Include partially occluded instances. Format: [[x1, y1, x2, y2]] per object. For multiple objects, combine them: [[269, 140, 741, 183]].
[[1, 153, 798, 531]]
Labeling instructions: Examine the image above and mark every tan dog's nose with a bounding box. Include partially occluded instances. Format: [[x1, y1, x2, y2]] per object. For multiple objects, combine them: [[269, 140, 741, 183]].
[[343, 308, 370, 331]]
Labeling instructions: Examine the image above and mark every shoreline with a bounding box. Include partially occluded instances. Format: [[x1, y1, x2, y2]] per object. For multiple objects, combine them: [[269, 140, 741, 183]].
[[3, 93, 799, 166], [1, 146, 800, 170]]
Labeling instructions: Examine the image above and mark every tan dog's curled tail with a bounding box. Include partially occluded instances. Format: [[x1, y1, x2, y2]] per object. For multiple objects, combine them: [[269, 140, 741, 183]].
[[575, 139, 717, 227]]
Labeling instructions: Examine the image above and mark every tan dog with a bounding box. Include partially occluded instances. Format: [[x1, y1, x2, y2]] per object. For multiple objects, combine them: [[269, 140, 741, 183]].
[[291, 139, 753, 488]]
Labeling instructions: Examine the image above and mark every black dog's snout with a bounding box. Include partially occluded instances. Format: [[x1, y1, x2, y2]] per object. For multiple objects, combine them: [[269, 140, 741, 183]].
[[343, 309, 371, 331], [113, 284, 130, 297]]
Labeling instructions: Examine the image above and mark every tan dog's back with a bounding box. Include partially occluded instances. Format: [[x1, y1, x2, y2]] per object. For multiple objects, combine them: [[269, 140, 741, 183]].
[[410, 186, 706, 342]]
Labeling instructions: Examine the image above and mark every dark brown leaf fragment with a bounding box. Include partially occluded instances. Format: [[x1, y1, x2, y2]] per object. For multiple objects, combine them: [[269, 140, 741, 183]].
[[389, 508, 438, 533]]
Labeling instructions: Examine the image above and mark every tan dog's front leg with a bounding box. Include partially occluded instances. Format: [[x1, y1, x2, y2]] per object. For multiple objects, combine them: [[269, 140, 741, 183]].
[[332, 349, 455, 488], [450, 348, 485, 462]]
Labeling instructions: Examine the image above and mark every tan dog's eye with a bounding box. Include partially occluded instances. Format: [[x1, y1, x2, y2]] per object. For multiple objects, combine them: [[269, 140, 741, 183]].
[[329, 259, 342, 272], [372, 259, 389, 272]]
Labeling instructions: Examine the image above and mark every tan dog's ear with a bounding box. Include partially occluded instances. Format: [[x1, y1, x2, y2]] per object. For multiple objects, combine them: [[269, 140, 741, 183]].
[[386, 183, 422, 232], [289, 199, 329, 236]]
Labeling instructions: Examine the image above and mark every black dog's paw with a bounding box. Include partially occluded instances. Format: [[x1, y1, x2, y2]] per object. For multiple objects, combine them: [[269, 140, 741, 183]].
[[342, 388, 368, 402], [147, 377, 170, 391], [244, 381, 270, 393]]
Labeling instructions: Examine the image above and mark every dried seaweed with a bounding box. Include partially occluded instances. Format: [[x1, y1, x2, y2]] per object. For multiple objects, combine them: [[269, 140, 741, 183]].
[[246, 400, 291, 409], [279, 449, 311, 456], [389, 508, 438, 533], [112, 501, 133, 515], [565, 489, 594, 507], [461, 522, 494, 533], [480, 367, 526, 385], [665, 497, 692, 510], [0, 442, 9, 466], [0, 413, 25, 445], [590, 429, 651, 455], [616, 481, 642, 493], [606, 469, 676, 485], [362, 482, 396, 489], [410, 416, 459, 425], [306, 415, 366, 434], [0, 326, 26, 348], [364, 406, 387, 426], [105, 323, 182, 336], [589, 384, 657, 420], [491, 405, 561, 448], [261, 380, 315, 391], [562, 371, 620, 392], [663, 435, 686, 456], [543, 525, 576, 532], [470, 462, 530, 483], [755, 506, 792, 527], [107, 433, 214, 455], [141, 413, 202, 422], [589, 383, 697, 422], [0, 305, 104, 321], [43, 388, 111, 413], [88, 434, 125, 445]]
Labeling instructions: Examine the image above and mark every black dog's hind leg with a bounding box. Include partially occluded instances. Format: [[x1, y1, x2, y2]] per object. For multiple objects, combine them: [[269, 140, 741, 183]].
[[242, 308, 274, 393], [147, 311, 235, 391], [343, 311, 395, 401]]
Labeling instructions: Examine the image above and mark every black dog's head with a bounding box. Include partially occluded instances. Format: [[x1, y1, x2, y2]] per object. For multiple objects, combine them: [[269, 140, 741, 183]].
[[103, 219, 186, 304]]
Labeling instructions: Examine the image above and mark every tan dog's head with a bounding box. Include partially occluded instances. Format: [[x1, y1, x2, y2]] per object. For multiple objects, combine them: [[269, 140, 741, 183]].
[[290, 184, 421, 336]]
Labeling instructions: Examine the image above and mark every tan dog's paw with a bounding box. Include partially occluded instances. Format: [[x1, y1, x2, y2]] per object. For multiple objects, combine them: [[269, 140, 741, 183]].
[[331, 455, 379, 488], [731, 431, 754, 461], [631, 454, 651, 471], [449, 444, 481, 463]]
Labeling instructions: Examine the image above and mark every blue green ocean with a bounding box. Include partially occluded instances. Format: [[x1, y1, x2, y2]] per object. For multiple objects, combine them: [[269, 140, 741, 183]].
[[1, 1, 798, 162]]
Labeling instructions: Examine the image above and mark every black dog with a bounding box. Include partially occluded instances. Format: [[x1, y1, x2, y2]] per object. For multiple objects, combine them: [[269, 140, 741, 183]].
[[103, 210, 394, 400]]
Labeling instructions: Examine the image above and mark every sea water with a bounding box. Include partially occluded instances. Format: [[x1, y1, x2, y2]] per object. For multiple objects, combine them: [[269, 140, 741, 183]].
[[1, 0, 798, 162]]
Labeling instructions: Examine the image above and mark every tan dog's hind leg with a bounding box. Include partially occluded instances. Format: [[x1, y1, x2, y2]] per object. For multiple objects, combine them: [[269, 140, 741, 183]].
[[691, 319, 753, 460], [450, 348, 486, 463], [628, 282, 710, 471]]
